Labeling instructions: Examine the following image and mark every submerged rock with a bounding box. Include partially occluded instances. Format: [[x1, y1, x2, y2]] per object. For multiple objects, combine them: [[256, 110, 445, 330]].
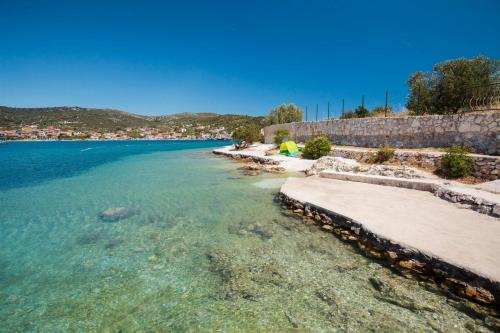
[[369, 276, 436, 313], [206, 246, 287, 300], [98, 207, 138, 222], [239, 163, 285, 175], [206, 248, 260, 300], [228, 222, 274, 240]]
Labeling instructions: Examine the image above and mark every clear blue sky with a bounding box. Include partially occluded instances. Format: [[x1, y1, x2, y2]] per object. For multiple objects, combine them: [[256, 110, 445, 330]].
[[1, 0, 498, 117]]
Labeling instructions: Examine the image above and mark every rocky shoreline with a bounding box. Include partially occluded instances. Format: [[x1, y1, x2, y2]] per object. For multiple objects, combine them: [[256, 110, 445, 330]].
[[213, 144, 500, 317], [212, 148, 280, 165], [277, 191, 500, 312]]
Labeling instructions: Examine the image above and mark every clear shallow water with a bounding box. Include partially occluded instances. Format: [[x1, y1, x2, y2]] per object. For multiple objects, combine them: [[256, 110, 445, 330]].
[[0, 141, 497, 332]]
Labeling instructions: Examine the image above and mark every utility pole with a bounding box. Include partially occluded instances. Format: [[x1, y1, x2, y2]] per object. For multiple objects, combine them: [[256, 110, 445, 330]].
[[327, 101, 330, 120], [362, 95, 365, 108], [305, 106, 308, 121], [316, 104, 318, 121], [384, 90, 388, 117], [342, 99, 345, 117]]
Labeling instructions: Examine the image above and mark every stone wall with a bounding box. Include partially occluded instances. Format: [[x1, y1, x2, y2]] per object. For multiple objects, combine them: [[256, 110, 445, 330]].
[[329, 147, 500, 180], [263, 111, 500, 155]]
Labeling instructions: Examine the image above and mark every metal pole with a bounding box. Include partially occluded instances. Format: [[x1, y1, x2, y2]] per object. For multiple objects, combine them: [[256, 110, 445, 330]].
[[417, 86, 421, 115], [327, 102, 330, 120], [384, 90, 388, 117], [316, 104, 318, 121], [305, 106, 308, 121], [342, 99, 345, 117]]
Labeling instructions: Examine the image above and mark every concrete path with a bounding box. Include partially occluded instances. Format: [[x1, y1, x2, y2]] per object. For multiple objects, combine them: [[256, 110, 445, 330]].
[[281, 176, 500, 282], [320, 170, 500, 206], [477, 179, 500, 194]]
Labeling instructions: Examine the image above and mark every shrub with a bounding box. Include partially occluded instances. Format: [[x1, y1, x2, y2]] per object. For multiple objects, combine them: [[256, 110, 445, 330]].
[[273, 128, 290, 145], [371, 106, 394, 117], [441, 145, 474, 178], [302, 135, 331, 159], [354, 106, 371, 118], [370, 145, 395, 163], [340, 107, 372, 119], [232, 125, 262, 149], [340, 111, 356, 119]]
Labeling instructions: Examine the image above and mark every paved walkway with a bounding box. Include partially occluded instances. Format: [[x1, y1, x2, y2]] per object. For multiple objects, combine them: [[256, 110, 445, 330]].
[[281, 176, 500, 282]]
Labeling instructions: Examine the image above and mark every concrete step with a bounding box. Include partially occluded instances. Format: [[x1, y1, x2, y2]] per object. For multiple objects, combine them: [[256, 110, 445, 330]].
[[319, 170, 500, 217]]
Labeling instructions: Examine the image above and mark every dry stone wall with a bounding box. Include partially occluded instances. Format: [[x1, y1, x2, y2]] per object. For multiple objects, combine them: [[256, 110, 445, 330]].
[[329, 147, 500, 180], [263, 111, 500, 155]]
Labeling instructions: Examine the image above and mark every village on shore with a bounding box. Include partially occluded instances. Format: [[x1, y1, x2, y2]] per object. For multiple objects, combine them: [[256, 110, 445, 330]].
[[0, 124, 232, 141]]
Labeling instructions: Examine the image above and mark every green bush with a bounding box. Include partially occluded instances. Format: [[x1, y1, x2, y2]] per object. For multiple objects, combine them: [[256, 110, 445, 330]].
[[302, 135, 331, 159], [273, 128, 290, 145], [232, 125, 262, 149], [354, 106, 371, 118], [441, 145, 474, 178], [370, 145, 395, 163]]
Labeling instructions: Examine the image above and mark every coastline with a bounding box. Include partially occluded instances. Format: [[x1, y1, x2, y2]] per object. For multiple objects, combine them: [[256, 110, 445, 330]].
[[214, 143, 500, 311]]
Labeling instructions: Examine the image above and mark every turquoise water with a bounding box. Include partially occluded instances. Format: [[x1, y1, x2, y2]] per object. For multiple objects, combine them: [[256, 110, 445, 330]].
[[0, 141, 497, 332]]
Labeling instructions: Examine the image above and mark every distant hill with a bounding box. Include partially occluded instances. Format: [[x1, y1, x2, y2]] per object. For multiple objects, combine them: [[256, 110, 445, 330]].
[[0, 106, 264, 131]]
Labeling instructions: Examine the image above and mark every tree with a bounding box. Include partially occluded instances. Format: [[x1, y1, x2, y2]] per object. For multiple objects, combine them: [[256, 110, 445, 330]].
[[406, 56, 499, 114], [266, 103, 303, 125], [232, 124, 262, 149], [406, 71, 434, 115]]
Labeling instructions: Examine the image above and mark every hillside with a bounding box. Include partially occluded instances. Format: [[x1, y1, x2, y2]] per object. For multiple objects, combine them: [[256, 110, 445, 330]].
[[0, 106, 264, 132]]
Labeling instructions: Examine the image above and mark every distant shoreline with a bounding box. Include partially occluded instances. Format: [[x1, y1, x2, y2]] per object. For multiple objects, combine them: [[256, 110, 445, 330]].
[[1, 138, 232, 143]]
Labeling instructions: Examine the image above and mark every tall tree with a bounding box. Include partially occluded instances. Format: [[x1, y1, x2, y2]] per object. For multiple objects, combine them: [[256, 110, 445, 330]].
[[266, 103, 303, 125], [406, 56, 499, 114], [406, 72, 434, 115]]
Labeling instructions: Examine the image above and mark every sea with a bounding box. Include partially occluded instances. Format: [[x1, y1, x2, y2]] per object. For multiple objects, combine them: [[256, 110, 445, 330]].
[[0, 141, 494, 332]]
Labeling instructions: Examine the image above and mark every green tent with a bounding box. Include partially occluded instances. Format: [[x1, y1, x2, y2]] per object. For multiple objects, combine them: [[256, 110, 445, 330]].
[[279, 141, 299, 157]]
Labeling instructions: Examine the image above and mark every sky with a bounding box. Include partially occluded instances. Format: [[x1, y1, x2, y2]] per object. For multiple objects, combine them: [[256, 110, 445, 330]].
[[0, 0, 499, 118]]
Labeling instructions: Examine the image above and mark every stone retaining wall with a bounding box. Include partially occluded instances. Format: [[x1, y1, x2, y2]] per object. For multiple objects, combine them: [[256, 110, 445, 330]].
[[263, 111, 500, 155], [329, 147, 500, 180]]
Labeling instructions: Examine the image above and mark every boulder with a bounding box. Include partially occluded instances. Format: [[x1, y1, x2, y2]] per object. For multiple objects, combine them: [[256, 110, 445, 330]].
[[98, 207, 138, 222], [306, 156, 360, 176], [360, 165, 428, 179]]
